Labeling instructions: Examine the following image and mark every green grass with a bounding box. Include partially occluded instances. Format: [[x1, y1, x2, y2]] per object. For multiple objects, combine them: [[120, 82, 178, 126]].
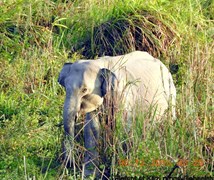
[[0, 0, 213, 179]]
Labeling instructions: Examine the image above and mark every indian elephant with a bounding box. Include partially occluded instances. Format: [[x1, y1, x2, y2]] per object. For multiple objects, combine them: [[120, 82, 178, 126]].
[[58, 51, 176, 177]]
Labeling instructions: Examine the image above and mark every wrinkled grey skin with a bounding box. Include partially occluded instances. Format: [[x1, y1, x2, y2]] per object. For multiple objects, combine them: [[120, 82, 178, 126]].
[[58, 51, 176, 176]]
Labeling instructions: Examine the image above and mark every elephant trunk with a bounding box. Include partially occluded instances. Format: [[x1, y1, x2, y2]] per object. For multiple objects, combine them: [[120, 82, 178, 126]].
[[62, 94, 80, 163], [63, 110, 77, 136]]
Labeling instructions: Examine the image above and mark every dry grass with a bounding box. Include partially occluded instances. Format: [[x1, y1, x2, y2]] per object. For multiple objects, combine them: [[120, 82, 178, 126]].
[[79, 11, 179, 60]]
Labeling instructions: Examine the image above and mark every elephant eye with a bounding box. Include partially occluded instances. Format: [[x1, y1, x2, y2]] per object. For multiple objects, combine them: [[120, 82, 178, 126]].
[[82, 88, 87, 93]]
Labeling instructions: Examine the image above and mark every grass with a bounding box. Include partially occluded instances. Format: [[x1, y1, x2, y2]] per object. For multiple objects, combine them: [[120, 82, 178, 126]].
[[0, 0, 213, 179]]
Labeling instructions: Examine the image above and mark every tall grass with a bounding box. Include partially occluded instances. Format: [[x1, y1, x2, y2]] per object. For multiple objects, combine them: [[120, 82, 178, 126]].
[[0, 0, 213, 179]]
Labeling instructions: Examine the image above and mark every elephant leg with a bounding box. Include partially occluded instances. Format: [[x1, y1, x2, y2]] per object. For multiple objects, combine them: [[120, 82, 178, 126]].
[[84, 112, 100, 176]]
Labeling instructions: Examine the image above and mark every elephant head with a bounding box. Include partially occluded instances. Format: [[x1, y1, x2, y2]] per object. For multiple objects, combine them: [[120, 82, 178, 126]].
[[58, 62, 116, 164]]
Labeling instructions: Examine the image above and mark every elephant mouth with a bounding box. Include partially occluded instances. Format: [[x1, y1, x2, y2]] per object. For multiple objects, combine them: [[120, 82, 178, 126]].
[[80, 94, 104, 113]]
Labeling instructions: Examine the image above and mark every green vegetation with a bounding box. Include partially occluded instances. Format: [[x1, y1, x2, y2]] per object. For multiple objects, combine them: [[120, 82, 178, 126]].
[[0, 0, 213, 179]]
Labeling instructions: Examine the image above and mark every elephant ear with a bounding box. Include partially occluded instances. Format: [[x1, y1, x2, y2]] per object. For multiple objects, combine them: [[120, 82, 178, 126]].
[[99, 68, 117, 97], [58, 63, 73, 87]]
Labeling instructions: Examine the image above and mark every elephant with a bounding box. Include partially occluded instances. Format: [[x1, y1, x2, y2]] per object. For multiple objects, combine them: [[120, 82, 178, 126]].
[[58, 51, 176, 177]]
